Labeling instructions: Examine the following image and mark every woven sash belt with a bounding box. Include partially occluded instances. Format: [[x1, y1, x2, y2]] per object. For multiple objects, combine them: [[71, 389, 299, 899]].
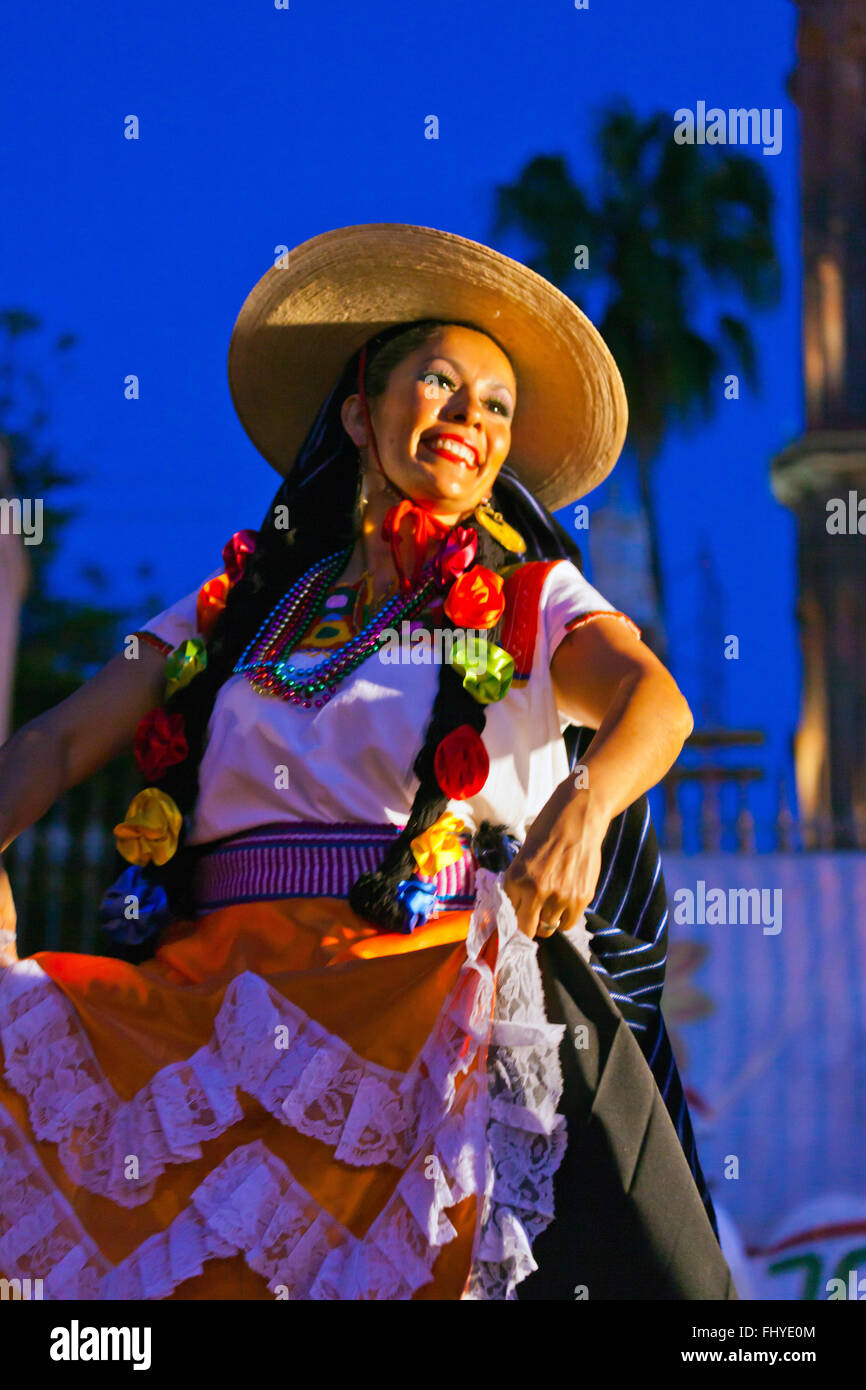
[[192, 820, 477, 913]]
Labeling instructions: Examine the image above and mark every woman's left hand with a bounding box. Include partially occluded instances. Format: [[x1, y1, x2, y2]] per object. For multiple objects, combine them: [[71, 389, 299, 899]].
[[503, 776, 610, 939]]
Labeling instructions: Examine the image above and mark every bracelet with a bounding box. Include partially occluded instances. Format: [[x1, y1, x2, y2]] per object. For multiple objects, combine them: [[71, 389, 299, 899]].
[[132, 629, 174, 658]]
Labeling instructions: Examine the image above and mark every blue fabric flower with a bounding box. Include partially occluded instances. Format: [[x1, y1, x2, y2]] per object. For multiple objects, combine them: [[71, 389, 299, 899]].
[[501, 833, 522, 866], [473, 829, 522, 872], [98, 865, 173, 946], [395, 877, 438, 933]]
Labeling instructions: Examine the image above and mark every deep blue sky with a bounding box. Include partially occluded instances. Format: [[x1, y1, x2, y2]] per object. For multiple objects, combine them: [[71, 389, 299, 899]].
[[1, 1, 802, 839]]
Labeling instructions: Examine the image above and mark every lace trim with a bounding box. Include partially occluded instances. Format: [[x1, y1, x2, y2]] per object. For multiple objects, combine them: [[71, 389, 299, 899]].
[[0, 1108, 112, 1299], [0, 872, 566, 1299], [0, 957, 486, 1207], [0, 1111, 475, 1300], [463, 871, 568, 1298]]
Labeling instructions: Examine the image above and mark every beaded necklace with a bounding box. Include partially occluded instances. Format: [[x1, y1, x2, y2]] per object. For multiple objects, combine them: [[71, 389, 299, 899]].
[[233, 546, 438, 708]]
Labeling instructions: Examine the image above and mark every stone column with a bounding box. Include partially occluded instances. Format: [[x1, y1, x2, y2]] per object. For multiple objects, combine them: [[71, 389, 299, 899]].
[[771, 0, 866, 847]]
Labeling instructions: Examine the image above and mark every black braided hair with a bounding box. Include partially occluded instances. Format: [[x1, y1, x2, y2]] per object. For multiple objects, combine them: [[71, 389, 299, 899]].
[[346, 516, 511, 930], [130, 317, 579, 934]]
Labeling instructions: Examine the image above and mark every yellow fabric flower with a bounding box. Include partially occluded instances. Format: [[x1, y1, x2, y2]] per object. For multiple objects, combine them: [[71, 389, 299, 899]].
[[410, 811, 466, 877], [164, 637, 207, 701], [113, 787, 183, 867]]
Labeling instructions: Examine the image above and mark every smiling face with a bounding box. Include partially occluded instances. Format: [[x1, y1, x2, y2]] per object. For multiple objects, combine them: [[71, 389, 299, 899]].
[[341, 324, 517, 524]]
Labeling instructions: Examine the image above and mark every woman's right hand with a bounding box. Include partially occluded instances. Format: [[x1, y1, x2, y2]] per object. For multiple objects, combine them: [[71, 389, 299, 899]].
[[0, 855, 18, 966]]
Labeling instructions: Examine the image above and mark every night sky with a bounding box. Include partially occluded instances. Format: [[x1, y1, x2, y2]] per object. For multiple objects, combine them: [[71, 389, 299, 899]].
[[1, 0, 802, 839]]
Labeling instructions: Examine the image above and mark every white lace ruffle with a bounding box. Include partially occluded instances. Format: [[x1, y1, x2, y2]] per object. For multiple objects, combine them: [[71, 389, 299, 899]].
[[0, 1107, 112, 1299], [0, 870, 566, 1299], [0, 959, 482, 1206]]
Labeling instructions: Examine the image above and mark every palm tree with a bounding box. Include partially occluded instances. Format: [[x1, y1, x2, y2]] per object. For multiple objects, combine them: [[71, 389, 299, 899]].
[[492, 101, 781, 650]]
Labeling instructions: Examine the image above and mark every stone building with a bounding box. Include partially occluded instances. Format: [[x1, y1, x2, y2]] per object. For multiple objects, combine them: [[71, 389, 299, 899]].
[[771, 0, 866, 846]]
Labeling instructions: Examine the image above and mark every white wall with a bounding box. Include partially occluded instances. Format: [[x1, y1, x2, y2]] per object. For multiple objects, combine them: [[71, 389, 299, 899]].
[[661, 851, 866, 1256]]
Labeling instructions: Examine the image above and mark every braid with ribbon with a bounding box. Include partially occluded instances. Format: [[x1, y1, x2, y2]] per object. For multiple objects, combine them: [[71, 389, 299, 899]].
[[347, 512, 512, 931]]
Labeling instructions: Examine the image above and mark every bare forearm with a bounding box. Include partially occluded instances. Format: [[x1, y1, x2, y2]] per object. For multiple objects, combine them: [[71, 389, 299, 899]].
[[0, 646, 167, 855], [507, 617, 693, 938], [571, 670, 692, 822], [0, 717, 71, 853]]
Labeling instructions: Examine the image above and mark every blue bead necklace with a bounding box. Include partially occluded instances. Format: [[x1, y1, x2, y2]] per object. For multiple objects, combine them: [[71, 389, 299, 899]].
[[233, 548, 437, 708]]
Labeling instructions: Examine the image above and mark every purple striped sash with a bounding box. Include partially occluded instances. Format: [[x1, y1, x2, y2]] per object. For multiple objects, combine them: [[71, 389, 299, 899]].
[[192, 821, 477, 912]]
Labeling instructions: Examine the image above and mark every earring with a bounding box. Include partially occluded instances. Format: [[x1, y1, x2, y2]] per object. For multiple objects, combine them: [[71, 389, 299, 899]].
[[359, 447, 400, 504], [474, 497, 527, 554], [358, 452, 372, 511]]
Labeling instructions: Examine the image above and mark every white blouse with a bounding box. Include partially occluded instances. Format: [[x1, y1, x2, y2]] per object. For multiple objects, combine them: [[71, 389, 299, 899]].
[[139, 559, 638, 847]]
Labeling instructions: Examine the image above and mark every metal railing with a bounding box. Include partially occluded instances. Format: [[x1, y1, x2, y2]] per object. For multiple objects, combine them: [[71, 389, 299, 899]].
[[657, 728, 865, 853], [3, 756, 141, 958]]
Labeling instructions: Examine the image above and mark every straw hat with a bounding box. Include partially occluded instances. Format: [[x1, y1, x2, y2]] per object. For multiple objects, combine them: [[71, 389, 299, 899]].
[[227, 222, 628, 511]]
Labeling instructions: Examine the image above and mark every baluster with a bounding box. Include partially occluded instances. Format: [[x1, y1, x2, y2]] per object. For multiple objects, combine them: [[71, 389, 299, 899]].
[[7, 825, 36, 943], [123, 763, 140, 816], [43, 802, 72, 951], [664, 778, 683, 852], [774, 771, 795, 852], [735, 774, 756, 853], [814, 812, 833, 851], [80, 779, 107, 953], [700, 776, 723, 853]]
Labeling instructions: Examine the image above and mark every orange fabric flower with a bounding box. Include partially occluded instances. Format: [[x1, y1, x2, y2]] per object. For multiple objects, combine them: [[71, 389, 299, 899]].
[[113, 788, 183, 867], [433, 725, 490, 800], [133, 708, 188, 781], [443, 566, 505, 629], [196, 573, 231, 639], [410, 812, 466, 877]]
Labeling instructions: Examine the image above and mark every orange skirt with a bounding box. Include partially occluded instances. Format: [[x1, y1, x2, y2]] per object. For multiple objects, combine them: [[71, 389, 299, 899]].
[[0, 877, 566, 1300]]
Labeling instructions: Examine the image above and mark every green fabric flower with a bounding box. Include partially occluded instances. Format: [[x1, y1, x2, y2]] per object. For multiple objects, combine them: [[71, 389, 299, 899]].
[[451, 641, 514, 704], [164, 637, 208, 700]]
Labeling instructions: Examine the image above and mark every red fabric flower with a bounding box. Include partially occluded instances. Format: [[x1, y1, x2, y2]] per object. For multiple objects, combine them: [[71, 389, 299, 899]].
[[133, 708, 189, 781], [434, 526, 477, 588], [196, 573, 231, 639], [433, 725, 490, 800], [222, 529, 258, 586], [443, 566, 505, 629]]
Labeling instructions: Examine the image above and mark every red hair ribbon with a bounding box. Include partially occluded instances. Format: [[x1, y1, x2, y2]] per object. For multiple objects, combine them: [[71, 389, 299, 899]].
[[382, 501, 451, 592]]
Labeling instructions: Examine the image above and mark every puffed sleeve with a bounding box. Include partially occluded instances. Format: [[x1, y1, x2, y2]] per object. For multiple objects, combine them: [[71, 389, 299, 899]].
[[130, 565, 224, 657], [541, 559, 641, 659]]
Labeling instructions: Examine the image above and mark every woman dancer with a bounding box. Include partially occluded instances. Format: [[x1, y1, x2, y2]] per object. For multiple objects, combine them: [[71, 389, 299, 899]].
[[0, 223, 736, 1300]]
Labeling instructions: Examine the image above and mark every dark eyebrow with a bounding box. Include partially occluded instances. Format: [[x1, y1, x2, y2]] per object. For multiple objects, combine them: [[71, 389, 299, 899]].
[[422, 354, 515, 400]]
